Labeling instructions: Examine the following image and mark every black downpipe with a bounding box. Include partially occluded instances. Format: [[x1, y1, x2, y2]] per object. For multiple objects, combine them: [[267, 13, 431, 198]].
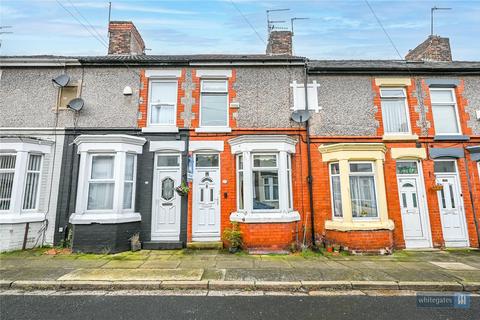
[[303, 60, 316, 247]]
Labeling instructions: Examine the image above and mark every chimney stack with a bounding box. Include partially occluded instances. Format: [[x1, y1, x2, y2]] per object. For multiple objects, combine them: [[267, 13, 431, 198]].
[[108, 21, 145, 55], [405, 35, 452, 62], [266, 31, 292, 56]]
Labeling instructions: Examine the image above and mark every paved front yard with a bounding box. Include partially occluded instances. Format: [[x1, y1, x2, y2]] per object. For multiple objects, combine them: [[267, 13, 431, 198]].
[[1, 248, 480, 284]]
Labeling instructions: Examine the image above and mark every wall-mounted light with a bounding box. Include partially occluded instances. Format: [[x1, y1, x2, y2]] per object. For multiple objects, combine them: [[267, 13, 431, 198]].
[[123, 86, 133, 95]]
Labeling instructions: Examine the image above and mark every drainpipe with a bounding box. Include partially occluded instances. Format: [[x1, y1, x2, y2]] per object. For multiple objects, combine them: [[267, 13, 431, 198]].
[[303, 59, 316, 247]]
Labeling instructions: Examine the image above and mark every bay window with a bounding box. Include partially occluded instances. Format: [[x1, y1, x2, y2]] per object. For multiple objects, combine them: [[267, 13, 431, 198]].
[[200, 79, 228, 128], [430, 88, 461, 135], [70, 135, 145, 224], [229, 135, 299, 223], [0, 138, 52, 222], [319, 143, 394, 231], [380, 88, 410, 134]]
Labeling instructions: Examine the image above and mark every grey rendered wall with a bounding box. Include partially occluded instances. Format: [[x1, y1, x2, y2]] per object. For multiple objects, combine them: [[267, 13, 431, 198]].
[[463, 76, 480, 135], [0, 67, 140, 128], [308, 75, 378, 136]]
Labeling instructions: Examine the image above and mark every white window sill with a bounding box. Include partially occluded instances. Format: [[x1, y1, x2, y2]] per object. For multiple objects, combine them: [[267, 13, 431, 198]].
[[142, 126, 179, 133], [325, 219, 394, 231], [230, 211, 300, 223], [69, 212, 141, 225], [0, 213, 46, 224], [195, 127, 232, 133], [382, 134, 418, 141]]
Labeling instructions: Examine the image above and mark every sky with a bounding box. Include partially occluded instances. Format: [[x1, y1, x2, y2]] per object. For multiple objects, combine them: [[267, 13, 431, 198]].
[[0, 0, 479, 60]]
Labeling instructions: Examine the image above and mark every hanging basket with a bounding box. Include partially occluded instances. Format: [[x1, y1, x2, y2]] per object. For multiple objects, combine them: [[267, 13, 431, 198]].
[[431, 184, 444, 191], [175, 182, 190, 197]]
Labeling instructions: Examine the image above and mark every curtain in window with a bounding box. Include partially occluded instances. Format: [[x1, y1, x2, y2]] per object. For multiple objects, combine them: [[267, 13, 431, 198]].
[[23, 154, 42, 210], [88, 156, 114, 210], [200, 94, 228, 126], [350, 175, 378, 218], [432, 105, 459, 134], [150, 81, 177, 125], [0, 155, 16, 211], [381, 99, 408, 133], [331, 175, 343, 217], [151, 104, 175, 125]]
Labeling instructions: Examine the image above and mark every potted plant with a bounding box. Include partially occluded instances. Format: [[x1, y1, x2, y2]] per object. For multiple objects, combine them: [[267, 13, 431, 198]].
[[432, 184, 444, 191], [222, 222, 243, 253], [129, 233, 141, 252], [175, 181, 190, 197]]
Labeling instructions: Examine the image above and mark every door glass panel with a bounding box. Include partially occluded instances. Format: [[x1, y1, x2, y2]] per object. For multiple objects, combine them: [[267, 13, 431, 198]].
[[396, 162, 418, 175], [449, 184, 455, 208], [210, 189, 214, 202], [402, 193, 407, 208], [412, 193, 417, 208], [161, 177, 175, 201], [196, 154, 219, 167], [157, 155, 179, 167], [440, 188, 446, 208], [200, 188, 204, 203], [434, 161, 456, 173]]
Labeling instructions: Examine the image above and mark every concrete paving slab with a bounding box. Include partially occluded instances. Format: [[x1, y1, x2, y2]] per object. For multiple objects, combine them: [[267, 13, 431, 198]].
[[178, 260, 217, 268], [140, 260, 180, 269], [0, 268, 75, 281], [215, 260, 254, 269], [442, 270, 480, 282], [201, 269, 225, 281], [429, 261, 478, 271], [58, 268, 204, 281], [381, 269, 457, 282], [101, 260, 145, 269], [254, 260, 292, 269], [224, 268, 297, 281]]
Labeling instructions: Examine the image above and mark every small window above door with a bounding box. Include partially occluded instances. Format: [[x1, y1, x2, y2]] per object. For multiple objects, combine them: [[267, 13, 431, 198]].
[[434, 160, 457, 173], [195, 154, 219, 168], [157, 155, 180, 167]]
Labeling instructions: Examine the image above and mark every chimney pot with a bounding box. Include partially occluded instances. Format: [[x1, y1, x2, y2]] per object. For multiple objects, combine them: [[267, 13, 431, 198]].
[[405, 35, 452, 62], [266, 31, 292, 56], [108, 21, 145, 55]]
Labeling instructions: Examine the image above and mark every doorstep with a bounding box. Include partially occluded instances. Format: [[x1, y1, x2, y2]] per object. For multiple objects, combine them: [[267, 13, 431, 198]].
[[143, 241, 183, 250], [187, 241, 223, 250]]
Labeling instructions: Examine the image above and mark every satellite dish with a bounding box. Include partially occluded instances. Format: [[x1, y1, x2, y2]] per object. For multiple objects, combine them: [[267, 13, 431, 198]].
[[291, 110, 311, 123], [52, 74, 70, 87], [67, 98, 84, 111]]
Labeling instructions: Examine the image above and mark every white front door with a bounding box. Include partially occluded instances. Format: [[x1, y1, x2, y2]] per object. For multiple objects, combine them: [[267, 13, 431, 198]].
[[151, 154, 182, 241], [192, 153, 221, 241], [436, 174, 469, 247], [396, 161, 432, 248]]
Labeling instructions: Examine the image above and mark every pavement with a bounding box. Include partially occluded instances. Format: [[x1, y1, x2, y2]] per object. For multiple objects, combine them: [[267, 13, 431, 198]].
[[1, 248, 480, 293]]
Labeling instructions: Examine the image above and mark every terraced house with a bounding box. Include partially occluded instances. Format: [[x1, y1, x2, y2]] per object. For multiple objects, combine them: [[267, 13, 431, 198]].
[[0, 21, 479, 253]]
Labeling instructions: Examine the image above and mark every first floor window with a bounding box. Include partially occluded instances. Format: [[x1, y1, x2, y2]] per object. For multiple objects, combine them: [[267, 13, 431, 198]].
[[329, 163, 342, 218], [200, 79, 228, 127], [349, 162, 378, 218], [380, 88, 410, 134], [252, 154, 279, 210], [149, 80, 177, 126], [23, 154, 42, 210], [0, 154, 16, 211], [87, 155, 115, 210], [430, 88, 461, 135]]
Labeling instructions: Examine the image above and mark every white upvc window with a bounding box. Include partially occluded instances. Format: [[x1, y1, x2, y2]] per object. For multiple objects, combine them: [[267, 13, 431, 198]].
[[0, 154, 18, 211], [430, 88, 461, 135], [200, 79, 229, 128], [349, 162, 378, 219], [380, 88, 411, 134], [329, 162, 343, 218], [0, 138, 51, 223], [148, 80, 178, 127], [290, 80, 320, 113], [229, 135, 300, 223], [71, 135, 145, 224]]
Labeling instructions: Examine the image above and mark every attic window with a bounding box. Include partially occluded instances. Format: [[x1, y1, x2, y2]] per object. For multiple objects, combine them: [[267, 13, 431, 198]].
[[57, 81, 80, 110], [290, 80, 320, 113]]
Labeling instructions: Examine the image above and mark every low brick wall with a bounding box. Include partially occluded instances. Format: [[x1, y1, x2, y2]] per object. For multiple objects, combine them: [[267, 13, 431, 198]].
[[238, 222, 298, 252], [324, 229, 393, 253]]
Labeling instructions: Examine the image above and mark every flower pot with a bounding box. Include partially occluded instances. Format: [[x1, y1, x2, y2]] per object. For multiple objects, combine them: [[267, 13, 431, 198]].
[[327, 246, 333, 253], [229, 247, 239, 254], [175, 189, 188, 197], [431, 185, 444, 191]]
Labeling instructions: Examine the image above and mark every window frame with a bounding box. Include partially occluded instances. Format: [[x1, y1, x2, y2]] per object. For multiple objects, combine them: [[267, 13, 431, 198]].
[[430, 87, 462, 135], [123, 153, 137, 211], [433, 159, 458, 174], [236, 154, 245, 212], [199, 79, 229, 128], [56, 81, 81, 110], [86, 153, 116, 213], [21, 153, 43, 211], [194, 153, 220, 169], [251, 153, 280, 213], [348, 161, 380, 220], [290, 80, 320, 113], [147, 79, 178, 128], [0, 153, 17, 212], [329, 162, 343, 219], [380, 87, 411, 135]]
